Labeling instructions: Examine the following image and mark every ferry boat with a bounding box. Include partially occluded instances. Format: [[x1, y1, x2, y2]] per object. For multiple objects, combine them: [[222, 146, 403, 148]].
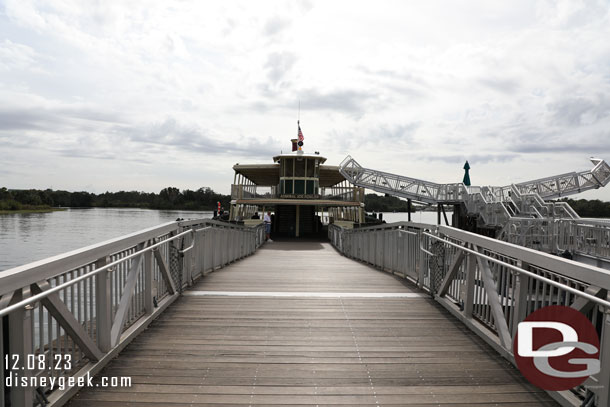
[[229, 138, 365, 237]]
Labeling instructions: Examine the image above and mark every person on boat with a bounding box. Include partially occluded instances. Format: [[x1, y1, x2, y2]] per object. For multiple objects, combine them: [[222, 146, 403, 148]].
[[263, 211, 272, 241], [251, 212, 260, 219]]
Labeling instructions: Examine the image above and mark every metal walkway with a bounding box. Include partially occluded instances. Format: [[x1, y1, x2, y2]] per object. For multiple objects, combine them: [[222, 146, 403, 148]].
[[339, 155, 610, 228], [67, 241, 556, 406]]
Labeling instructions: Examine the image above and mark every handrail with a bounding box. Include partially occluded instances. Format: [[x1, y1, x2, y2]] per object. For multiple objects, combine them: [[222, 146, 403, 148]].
[[328, 221, 610, 407], [423, 231, 610, 309], [0, 221, 179, 297], [0, 230, 193, 318], [1, 218, 266, 407]]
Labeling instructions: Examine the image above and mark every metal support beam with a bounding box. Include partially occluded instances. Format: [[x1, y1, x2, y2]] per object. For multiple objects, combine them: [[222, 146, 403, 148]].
[[463, 250, 476, 317], [438, 249, 466, 297], [474, 246, 512, 350], [8, 289, 34, 407], [441, 204, 450, 226], [570, 285, 606, 315], [153, 247, 176, 295], [95, 256, 112, 352], [597, 291, 610, 407], [110, 243, 145, 347], [511, 264, 530, 337], [31, 281, 103, 361], [144, 241, 154, 315]]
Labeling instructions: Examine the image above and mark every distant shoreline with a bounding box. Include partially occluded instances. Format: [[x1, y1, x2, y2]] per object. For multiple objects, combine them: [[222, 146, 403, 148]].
[[0, 207, 67, 215]]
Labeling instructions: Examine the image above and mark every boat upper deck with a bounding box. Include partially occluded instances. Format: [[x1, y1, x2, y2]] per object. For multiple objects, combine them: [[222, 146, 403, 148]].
[[67, 240, 556, 406]]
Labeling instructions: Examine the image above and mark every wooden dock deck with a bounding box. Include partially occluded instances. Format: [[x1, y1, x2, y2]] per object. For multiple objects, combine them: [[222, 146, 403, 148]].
[[67, 240, 558, 406]]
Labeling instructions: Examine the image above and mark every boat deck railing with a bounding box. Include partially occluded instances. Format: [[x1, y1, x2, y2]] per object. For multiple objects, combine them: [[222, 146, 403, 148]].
[[329, 221, 610, 407], [0, 219, 265, 407], [230, 184, 364, 202]]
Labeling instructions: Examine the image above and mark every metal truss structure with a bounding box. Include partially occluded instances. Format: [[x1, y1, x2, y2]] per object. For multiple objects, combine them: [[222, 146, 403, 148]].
[[339, 155, 610, 228]]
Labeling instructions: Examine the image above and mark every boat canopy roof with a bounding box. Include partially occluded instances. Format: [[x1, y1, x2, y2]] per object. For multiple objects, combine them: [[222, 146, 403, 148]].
[[232, 163, 345, 187]]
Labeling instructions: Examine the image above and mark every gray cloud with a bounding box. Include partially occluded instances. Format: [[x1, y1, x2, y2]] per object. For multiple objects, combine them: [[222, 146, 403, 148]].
[[358, 66, 429, 100], [547, 96, 610, 127], [0, 107, 275, 161], [479, 77, 520, 94], [509, 140, 610, 154], [358, 66, 429, 87], [500, 125, 610, 154], [0, 107, 124, 132], [264, 51, 296, 84], [298, 88, 376, 116], [378, 122, 420, 142], [325, 122, 420, 153], [250, 87, 376, 117], [263, 16, 290, 37], [125, 117, 277, 159], [424, 153, 518, 164], [0, 109, 49, 131]]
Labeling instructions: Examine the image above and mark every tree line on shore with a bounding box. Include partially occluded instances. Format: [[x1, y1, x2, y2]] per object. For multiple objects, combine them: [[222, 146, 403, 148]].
[[2, 187, 610, 217], [0, 187, 231, 211], [557, 198, 610, 218]]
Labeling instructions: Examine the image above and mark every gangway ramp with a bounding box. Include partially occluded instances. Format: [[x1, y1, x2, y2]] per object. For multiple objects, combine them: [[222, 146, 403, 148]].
[[338, 155, 610, 229], [67, 241, 555, 406]]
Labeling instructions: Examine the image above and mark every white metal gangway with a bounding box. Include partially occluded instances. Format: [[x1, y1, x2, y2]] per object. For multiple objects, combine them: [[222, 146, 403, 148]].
[[339, 155, 610, 228]]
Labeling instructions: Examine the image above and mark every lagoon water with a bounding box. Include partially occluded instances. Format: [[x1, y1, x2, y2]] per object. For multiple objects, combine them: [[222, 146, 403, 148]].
[[0, 208, 449, 271]]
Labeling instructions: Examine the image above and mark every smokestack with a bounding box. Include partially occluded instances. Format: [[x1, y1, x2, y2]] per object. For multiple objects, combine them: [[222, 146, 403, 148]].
[[291, 138, 298, 152]]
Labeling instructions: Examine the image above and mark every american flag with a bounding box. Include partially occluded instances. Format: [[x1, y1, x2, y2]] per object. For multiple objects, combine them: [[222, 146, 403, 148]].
[[298, 124, 304, 142]]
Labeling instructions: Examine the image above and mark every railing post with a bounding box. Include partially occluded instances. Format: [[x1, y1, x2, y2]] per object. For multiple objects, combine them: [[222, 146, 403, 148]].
[[511, 263, 530, 337], [418, 234, 426, 289], [95, 256, 112, 352], [597, 293, 610, 406], [144, 241, 154, 315], [463, 251, 476, 318], [8, 289, 34, 407]]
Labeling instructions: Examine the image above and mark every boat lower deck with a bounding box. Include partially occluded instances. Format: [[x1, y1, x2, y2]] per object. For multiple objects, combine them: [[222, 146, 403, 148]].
[[67, 241, 557, 406]]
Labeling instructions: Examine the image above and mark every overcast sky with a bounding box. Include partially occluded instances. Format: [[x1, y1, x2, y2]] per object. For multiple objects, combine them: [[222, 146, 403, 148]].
[[1, 0, 610, 200]]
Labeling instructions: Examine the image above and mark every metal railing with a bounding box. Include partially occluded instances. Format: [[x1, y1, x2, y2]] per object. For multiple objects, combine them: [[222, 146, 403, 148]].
[[0, 219, 265, 407], [338, 155, 610, 228], [231, 183, 365, 203], [329, 221, 610, 407], [499, 217, 610, 268]]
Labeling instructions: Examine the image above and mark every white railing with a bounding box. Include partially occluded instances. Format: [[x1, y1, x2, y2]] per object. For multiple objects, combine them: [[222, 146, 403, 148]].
[[499, 218, 610, 267], [0, 219, 265, 407], [338, 155, 610, 229], [329, 222, 610, 407]]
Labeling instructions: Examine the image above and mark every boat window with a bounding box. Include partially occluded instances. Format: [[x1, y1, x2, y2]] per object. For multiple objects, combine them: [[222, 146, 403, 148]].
[[306, 180, 314, 195], [284, 179, 293, 194], [294, 180, 305, 194], [306, 159, 314, 177], [284, 158, 294, 177], [295, 158, 305, 177]]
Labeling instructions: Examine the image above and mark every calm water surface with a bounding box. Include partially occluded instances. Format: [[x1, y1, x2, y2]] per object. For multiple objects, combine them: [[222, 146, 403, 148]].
[[0, 208, 449, 271], [0, 208, 213, 271]]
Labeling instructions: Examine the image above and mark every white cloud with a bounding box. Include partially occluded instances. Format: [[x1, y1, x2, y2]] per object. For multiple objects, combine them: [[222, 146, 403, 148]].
[[0, 0, 610, 200]]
